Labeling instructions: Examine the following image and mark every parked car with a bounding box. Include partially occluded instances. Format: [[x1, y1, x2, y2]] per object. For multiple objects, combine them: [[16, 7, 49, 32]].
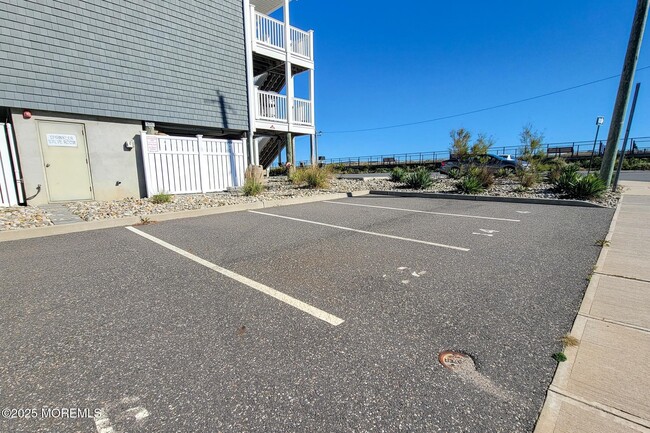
[[439, 154, 525, 176]]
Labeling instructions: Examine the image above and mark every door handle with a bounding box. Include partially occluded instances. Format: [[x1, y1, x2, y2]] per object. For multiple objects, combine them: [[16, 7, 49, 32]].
[[45, 164, 50, 168]]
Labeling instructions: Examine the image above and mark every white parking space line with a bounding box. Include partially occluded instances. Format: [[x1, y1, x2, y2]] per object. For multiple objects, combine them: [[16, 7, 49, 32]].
[[126, 226, 344, 326], [248, 210, 470, 252], [323, 201, 521, 222]]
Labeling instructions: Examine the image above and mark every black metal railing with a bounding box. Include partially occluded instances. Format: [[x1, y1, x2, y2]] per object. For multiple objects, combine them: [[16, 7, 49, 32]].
[[296, 136, 650, 167]]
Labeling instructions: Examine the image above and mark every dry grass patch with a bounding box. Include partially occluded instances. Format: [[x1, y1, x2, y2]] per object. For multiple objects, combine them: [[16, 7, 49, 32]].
[[559, 333, 580, 348], [291, 165, 332, 189]]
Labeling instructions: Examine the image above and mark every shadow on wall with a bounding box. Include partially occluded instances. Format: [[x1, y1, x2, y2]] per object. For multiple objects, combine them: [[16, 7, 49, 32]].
[[203, 89, 239, 131], [219, 92, 230, 130], [133, 134, 147, 198]]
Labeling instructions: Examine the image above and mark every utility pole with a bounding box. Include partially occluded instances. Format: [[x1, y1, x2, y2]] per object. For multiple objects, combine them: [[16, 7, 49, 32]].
[[599, 0, 649, 187], [613, 83, 642, 190]]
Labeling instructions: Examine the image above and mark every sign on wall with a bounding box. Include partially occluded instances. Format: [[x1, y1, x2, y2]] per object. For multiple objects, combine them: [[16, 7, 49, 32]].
[[146, 137, 160, 152], [46, 134, 78, 147]]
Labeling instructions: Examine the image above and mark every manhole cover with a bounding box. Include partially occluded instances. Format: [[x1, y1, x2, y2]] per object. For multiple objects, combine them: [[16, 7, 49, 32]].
[[438, 351, 476, 371]]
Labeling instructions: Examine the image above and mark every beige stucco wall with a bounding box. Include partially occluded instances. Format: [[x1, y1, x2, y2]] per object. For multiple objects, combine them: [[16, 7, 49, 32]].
[[11, 109, 144, 206]]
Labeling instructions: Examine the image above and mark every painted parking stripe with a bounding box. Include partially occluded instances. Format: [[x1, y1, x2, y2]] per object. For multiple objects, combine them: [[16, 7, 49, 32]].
[[323, 201, 521, 222], [248, 210, 470, 252], [126, 226, 344, 326]]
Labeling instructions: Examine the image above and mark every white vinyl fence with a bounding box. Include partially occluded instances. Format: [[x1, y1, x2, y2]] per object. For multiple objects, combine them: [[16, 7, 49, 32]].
[[140, 133, 246, 196], [1, 123, 19, 207]]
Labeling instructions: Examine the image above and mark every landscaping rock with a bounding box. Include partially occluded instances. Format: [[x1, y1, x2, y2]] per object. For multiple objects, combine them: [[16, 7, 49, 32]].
[[0, 206, 54, 231], [0, 175, 621, 230]]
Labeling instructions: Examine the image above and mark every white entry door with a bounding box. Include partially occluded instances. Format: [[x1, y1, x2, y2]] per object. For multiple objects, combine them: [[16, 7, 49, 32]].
[[38, 121, 93, 201]]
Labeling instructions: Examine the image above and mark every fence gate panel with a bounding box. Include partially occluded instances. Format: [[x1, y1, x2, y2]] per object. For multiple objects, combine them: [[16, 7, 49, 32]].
[[0, 123, 19, 207], [141, 133, 245, 196]]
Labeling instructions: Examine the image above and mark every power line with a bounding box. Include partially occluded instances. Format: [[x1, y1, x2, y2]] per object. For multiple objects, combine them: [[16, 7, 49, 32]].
[[323, 65, 650, 135]]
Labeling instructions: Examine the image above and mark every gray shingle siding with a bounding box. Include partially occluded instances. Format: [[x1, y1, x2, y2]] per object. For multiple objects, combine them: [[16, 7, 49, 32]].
[[0, 0, 249, 130]]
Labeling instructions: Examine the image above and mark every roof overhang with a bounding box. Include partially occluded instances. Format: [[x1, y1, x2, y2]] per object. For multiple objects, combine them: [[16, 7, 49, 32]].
[[250, 0, 287, 15]]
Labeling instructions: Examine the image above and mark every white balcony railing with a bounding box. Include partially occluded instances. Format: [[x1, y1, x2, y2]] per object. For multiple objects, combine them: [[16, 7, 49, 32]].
[[254, 11, 312, 60], [257, 90, 287, 121], [255, 12, 285, 50], [293, 98, 313, 125], [290, 27, 311, 59], [256, 90, 313, 127]]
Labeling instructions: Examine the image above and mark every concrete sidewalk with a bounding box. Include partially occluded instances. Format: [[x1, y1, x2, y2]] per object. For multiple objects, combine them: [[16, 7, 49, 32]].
[[535, 181, 650, 433]]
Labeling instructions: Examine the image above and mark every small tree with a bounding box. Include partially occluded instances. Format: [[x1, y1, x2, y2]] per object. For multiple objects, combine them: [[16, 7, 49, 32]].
[[470, 133, 495, 155], [520, 124, 545, 161], [449, 128, 471, 157]]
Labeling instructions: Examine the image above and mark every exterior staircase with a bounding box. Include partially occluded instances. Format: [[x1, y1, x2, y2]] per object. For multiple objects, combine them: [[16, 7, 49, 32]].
[[254, 63, 308, 168], [253, 70, 288, 168], [258, 135, 285, 168], [253, 59, 286, 93], [256, 71, 285, 93]]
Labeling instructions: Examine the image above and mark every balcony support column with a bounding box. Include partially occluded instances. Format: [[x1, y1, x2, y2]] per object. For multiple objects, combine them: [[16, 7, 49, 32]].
[[309, 67, 315, 128], [283, 0, 294, 129], [286, 132, 295, 174], [243, 0, 257, 166], [310, 134, 316, 166], [253, 137, 260, 166]]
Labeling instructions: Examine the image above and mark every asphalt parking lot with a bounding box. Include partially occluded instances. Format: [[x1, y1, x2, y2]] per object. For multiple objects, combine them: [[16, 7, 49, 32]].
[[0, 195, 614, 432]]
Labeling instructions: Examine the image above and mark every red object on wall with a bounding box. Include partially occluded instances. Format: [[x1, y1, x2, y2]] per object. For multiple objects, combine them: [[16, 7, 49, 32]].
[[22, 110, 32, 119]]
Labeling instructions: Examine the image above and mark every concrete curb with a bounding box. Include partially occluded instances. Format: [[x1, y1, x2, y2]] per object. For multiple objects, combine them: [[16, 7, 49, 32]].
[[368, 190, 608, 208], [336, 174, 390, 181], [0, 191, 370, 242], [533, 195, 634, 432]]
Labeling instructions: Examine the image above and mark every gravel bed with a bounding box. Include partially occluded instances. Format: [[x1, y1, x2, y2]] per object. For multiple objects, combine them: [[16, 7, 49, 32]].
[[63, 177, 387, 221], [1, 176, 620, 229], [1, 206, 53, 231]]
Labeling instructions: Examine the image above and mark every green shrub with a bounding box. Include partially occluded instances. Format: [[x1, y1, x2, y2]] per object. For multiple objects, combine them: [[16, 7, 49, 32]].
[[269, 166, 288, 176], [519, 124, 545, 165], [447, 167, 463, 179], [390, 167, 407, 182], [535, 163, 552, 172], [495, 168, 511, 178], [291, 166, 331, 189], [354, 163, 371, 173], [622, 158, 650, 170], [569, 175, 606, 199], [449, 128, 471, 158], [151, 192, 173, 204], [470, 133, 495, 155], [553, 164, 580, 191], [517, 170, 540, 189], [553, 165, 606, 199], [457, 175, 484, 194], [583, 156, 602, 170], [242, 177, 264, 196], [468, 166, 494, 188], [403, 167, 433, 189], [547, 159, 568, 184]]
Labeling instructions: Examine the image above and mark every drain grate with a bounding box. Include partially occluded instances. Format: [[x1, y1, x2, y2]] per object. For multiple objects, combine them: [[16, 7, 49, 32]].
[[438, 351, 476, 371]]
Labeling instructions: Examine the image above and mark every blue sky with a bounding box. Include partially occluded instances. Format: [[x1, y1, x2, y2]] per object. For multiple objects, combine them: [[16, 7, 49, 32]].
[[284, 1, 650, 162]]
